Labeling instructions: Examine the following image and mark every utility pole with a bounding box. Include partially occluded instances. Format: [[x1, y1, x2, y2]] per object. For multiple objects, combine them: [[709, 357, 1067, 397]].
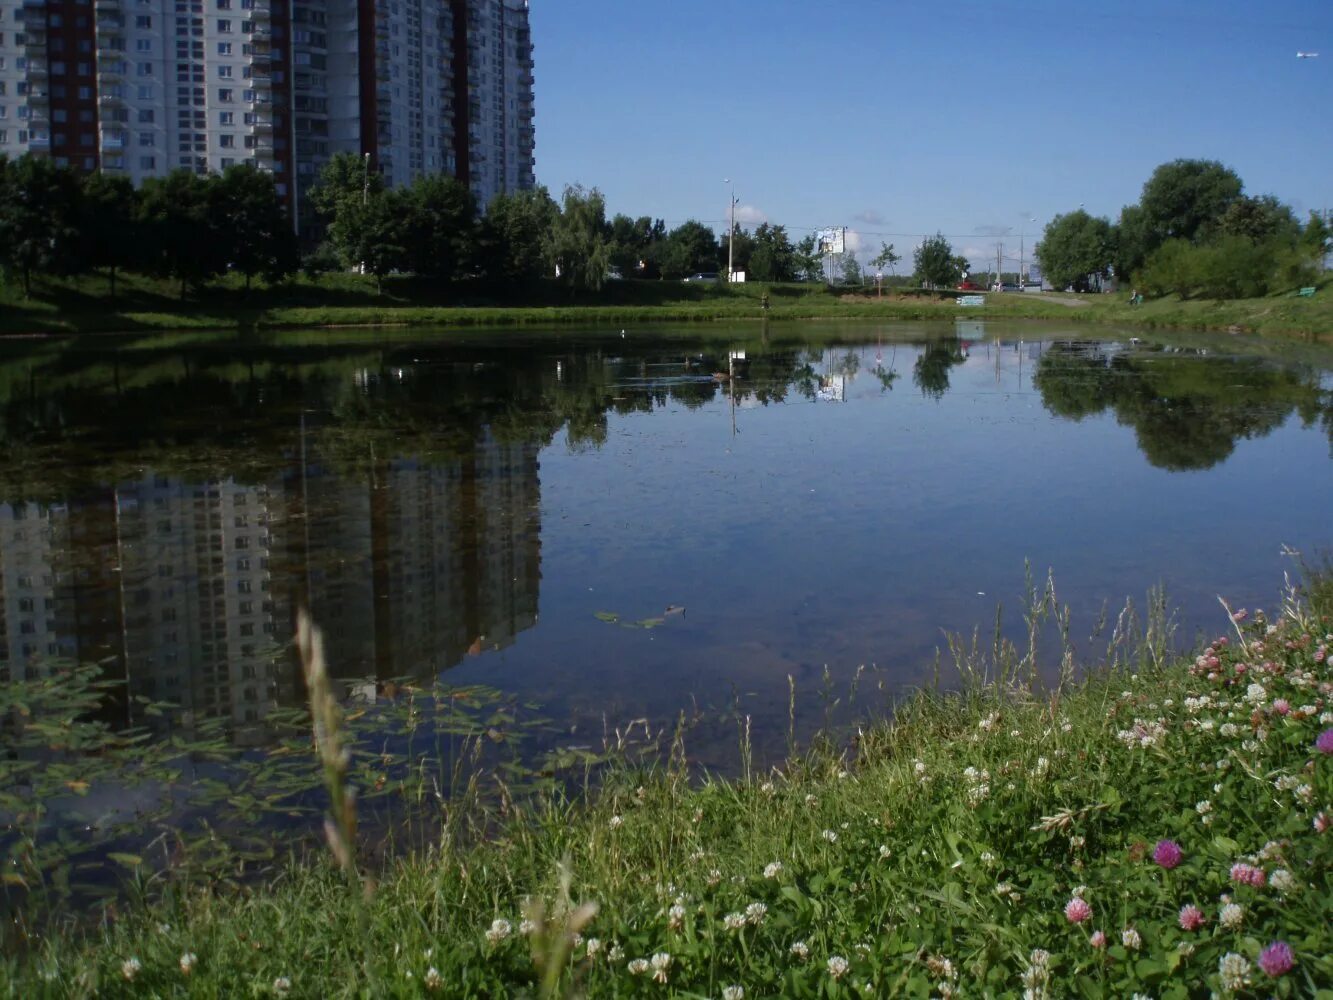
[[362, 152, 371, 206]]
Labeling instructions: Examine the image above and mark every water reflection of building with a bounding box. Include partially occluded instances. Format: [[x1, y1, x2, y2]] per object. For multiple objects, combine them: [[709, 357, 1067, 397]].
[[0, 428, 542, 737], [288, 429, 542, 682]]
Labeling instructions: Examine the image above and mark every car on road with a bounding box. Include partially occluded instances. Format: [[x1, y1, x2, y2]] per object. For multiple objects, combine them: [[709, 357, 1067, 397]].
[[957, 280, 981, 291], [682, 272, 719, 283]]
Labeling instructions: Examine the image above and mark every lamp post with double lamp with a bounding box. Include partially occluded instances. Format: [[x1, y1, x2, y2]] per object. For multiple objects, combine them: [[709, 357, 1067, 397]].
[[724, 178, 737, 281]]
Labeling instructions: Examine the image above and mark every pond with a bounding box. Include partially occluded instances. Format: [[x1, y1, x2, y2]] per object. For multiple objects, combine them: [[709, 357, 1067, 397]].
[[2, 320, 1332, 776]]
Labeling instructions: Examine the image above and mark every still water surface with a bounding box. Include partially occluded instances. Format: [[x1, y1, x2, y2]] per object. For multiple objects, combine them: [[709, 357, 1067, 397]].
[[2, 321, 1331, 764]]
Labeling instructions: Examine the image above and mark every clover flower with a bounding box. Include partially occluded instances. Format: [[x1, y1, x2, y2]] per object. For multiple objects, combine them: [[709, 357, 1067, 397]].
[[1229, 863, 1266, 887], [1178, 904, 1206, 931], [722, 987, 745, 1000], [1219, 902, 1244, 929], [827, 955, 850, 980], [1122, 927, 1142, 950], [1270, 868, 1296, 893], [822, 829, 838, 843], [668, 904, 685, 930], [1218, 952, 1251, 992], [789, 940, 810, 960], [1153, 840, 1183, 869], [764, 861, 783, 879], [608, 815, 623, 830], [745, 902, 767, 926], [486, 918, 512, 944], [723, 912, 746, 932], [1258, 941, 1294, 977], [121, 958, 142, 982], [179, 952, 197, 976], [650, 952, 671, 984], [627, 958, 649, 976], [1316, 729, 1333, 754], [1064, 897, 1092, 924], [424, 967, 442, 991], [272, 978, 292, 995], [1089, 930, 1106, 949]]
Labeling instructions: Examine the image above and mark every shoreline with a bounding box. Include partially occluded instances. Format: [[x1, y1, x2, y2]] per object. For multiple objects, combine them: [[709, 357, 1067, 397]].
[[5, 570, 1331, 996]]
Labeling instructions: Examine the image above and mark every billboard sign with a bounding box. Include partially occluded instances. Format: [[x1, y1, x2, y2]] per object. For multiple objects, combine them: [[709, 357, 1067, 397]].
[[815, 227, 846, 256]]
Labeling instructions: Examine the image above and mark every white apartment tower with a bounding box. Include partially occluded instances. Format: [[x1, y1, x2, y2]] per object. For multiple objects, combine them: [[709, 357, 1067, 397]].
[[0, 0, 535, 224]]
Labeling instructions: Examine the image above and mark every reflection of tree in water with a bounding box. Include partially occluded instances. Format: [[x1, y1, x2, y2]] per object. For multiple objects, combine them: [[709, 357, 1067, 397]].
[[1033, 343, 1332, 470], [913, 341, 966, 400]]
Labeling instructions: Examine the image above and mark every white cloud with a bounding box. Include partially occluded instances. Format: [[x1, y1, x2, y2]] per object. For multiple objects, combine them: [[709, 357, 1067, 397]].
[[735, 203, 767, 227]]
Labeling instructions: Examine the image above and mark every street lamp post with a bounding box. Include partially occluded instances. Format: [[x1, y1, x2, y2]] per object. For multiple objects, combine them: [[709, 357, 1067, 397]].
[[362, 152, 371, 206], [1019, 216, 1036, 291], [724, 178, 736, 281]]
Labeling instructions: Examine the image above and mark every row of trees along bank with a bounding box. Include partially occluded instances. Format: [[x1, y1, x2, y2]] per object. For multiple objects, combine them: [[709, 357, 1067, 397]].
[[1036, 159, 1331, 297]]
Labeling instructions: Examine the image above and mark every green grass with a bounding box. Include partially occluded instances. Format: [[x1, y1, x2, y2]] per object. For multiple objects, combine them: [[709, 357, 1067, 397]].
[[3, 567, 1331, 998], [4, 272, 1333, 343]]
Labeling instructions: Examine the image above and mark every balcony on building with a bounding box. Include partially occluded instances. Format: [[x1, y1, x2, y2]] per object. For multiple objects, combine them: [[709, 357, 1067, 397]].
[[26, 58, 49, 80], [96, 14, 125, 34], [249, 0, 272, 22]]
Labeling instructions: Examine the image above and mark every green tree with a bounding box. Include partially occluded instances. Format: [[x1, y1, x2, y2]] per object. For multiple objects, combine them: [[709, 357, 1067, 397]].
[[793, 234, 824, 282], [748, 223, 795, 282], [606, 213, 665, 278], [913, 233, 965, 289], [659, 220, 719, 280], [138, 170, 224, 299], [840, 254, 863, 285], [0, 155, 81, 297], [548, 185, 610, 293], [1138, 159, 1243, 244], [1301, 211, 1331, 264], [311, 152, 385, 273], [1035, 210, 1114, 292], [342, 191, 410, 294], [401, 174, 477, 282], [480, 186, 558, 286], [210, 164, 297, 290], [871, 242, 901, 276], [1215, 195, 1300, 246], [76, 171, 139, 298]]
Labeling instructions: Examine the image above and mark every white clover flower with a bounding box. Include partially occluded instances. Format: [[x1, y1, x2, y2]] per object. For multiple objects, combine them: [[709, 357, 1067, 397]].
[[723, 911, 747, 931], [1122, 927, 1142, 950], [272, 977, 292, 995], [827, 955, 850, 979], [486, 918, 512, 944], [668, 903, 685, 929], [1245, 683, 1267, 705], [1270, 869, 1296, 893], [584, 937, 602, 957], [122, 958, 142, 982], [722, 986, 745, 1000], [822, 829, 838, 843], [1220, 722, 1240, 737], [424, 967, 442, 991], [805, 794, 818, 807], [745, 902, 767, 926], [608, 814, 623, 830], [764, 861, 784, 879], [790, 940, 810, 960], [707, 868, 723, 887], [519, 918, 537, 936], [1295, 783, 1314, 804], [627, 958, 649, 976], [179, 952, 196, 976], [760, 781, 775, 796], [650, 952, 672, 983], [1219, 903, 1244, 929], [607, 944, 624, 963], [879, 844, 892, 859], [1218, 952, 1251, 992]]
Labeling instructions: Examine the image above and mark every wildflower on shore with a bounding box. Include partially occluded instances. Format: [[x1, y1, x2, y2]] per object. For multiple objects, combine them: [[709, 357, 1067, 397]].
[[1122, 927, 1142, 950], [1219, 903, 1245, 929], [764, 861, 783, 879], [179, 952, 197, 976], [1064, 897, 1092, 923], [1089, 930, 1107, 949], [1258, 941, 1295, 977], [650, 952, 671, 983], [789, 941, 810, 960], [1178, 904, 1206, 931], [745, 902, 767, 926], [722, 987, 745, 1000], [723, 912, 746, 932], [121, 958, 142, 982], [827, 955, 849, 980], [627, 958, 649, 976], [1229, 863, 1266, 887], [1152, 839, 1183, 869], [272, 977, 292, 995], [486, 918, 512, 945], [1316, 728, 1333, 754], [424, 967, 442, 991], [1218, 952, 1251, 992]]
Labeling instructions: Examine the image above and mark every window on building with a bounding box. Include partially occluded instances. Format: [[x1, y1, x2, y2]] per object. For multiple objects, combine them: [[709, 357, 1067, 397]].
[[136, 15, 151, 28], [137, 61, 152, 75], [218, 87, 233, 101], [218, 133, 234, 147], [219, 110, 233, 125], [217, 41, 231, 55], [138, 132, 154, 146], [137, 108, 154, 123], [217, 65, 231, 78], [217, 19, 231, 32]]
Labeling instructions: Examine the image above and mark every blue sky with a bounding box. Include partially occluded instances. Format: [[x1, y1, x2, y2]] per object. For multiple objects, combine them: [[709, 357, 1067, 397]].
[[528, 0, 1331, 267]]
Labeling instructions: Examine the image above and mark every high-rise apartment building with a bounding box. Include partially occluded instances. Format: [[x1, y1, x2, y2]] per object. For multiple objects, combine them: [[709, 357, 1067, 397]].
[[0, 0, 534, 227]]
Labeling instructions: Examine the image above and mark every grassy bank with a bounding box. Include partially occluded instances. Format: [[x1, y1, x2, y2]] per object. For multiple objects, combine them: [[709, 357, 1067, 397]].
[[3, 273, 1332, 342], [3, 570, 1331, 998]]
